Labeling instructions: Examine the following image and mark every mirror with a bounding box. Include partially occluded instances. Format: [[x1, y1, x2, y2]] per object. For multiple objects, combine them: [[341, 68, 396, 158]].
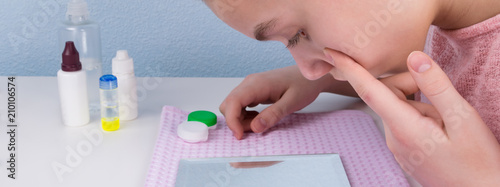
[[176, 154, 350, 187]]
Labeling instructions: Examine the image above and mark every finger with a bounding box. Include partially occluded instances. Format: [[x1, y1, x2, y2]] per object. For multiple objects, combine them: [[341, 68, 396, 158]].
[[323, 48, 423, 137], [406, 52, 482, 127], [250, 90, 303, 133], [379, 72, 419, 100], [220, 82, 274, 139], [222, 101, 246, 139]]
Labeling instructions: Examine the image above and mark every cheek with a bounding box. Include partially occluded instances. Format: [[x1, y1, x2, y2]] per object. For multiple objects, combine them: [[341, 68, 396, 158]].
[[307, 1, 426, 78], [308, 24, 360, 62], [312, 24, 405, 77], [354, 42, 409, 76]]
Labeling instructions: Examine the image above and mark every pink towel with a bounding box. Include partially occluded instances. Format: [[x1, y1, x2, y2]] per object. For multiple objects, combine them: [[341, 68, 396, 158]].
[[422, 14, 500, 142], [144, 106, 409, 186]]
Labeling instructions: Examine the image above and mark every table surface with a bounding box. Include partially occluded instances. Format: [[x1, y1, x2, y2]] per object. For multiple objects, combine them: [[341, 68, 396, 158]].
[[0, 76, 420, 187]]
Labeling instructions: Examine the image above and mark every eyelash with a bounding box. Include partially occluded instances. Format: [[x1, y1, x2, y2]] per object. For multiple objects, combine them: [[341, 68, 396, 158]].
[[287, 30, 306, 48]]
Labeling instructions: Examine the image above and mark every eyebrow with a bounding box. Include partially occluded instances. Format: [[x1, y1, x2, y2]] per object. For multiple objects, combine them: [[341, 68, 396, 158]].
[[254, 18, 278, 41]]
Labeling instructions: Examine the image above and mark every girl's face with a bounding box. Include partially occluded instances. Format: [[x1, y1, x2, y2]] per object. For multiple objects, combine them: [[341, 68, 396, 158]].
[[206, 0, 433, 80]]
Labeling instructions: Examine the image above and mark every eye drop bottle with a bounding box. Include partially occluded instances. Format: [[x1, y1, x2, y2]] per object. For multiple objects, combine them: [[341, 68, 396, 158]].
[[57, 41, 90, 126], [59, 0, 102, 112], [112, 50, 138, 121], [99, 75, 120, 131]]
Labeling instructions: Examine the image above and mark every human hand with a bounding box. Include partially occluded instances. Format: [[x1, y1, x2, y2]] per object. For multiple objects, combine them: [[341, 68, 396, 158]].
[[220, 65, 331, 139], [323, 49, 500, 186]]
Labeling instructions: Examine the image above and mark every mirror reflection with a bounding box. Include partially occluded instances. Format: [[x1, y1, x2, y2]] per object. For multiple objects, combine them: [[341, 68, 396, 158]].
[[176, 154, 350, 187]]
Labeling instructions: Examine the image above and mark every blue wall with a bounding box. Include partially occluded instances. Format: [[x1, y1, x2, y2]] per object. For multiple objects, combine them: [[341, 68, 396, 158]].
[[0, 0, 294, 77]]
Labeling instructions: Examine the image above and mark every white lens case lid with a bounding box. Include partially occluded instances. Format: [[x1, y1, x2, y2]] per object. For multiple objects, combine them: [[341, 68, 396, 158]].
[[177, 121, 209, 143]]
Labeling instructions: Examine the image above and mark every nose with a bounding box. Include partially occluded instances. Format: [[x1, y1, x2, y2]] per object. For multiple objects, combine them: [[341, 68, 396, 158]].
[[291, 53, 333, 80]]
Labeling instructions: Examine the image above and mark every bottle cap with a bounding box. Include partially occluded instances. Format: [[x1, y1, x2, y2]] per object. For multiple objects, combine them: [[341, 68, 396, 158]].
[[61, 41, 82, 72], [112, 50, 135, 74], [66, 0, 89, 17], [188, 110, 217, 128], [99, 75, 118, 90], [177, 121, 209, 143]]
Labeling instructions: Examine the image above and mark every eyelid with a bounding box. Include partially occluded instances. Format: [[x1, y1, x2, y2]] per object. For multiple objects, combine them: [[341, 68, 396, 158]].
[[287, 29, 306, 48]]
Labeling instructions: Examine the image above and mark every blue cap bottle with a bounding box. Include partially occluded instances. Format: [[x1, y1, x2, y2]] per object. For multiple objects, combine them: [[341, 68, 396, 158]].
[[99, 74, 120, 131]]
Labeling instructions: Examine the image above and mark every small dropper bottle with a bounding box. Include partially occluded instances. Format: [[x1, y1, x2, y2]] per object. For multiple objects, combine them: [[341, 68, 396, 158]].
[[57, 41, 90, 126], [99, 75, 120, 131], [112, 50, 138, 120]]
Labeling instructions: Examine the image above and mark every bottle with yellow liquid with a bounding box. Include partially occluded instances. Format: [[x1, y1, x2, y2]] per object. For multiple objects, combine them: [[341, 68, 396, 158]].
[[99, 75, 120, 131]]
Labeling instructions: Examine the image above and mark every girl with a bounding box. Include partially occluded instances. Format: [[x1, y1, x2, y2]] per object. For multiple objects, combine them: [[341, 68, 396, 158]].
[[203, 0, 500, 185]]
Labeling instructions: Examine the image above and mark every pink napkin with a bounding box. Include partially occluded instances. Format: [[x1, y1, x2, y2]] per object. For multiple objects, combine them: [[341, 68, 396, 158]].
[[145, 106, 409, 186]]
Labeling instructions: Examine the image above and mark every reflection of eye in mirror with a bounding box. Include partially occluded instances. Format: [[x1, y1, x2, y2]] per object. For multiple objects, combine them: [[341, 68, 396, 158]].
[[176, 154, 351, 187]]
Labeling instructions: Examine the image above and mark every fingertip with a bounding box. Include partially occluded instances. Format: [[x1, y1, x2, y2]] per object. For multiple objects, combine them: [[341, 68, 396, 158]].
[[408, 51, 432, 73], [226, 117, 245, 139], [229, 128, 243, 140], [323, 48, 334, 64], [234, 131, 243, 140], [321, 48, 361, 79]]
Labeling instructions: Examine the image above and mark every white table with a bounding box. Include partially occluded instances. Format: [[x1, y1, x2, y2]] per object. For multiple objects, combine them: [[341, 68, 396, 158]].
[[0, 76, 419, 186]]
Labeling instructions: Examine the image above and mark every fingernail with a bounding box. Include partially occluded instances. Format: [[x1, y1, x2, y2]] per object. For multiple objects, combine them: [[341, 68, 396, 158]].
[[409, 52, 431, 73], [255, 118, 267, 132]]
